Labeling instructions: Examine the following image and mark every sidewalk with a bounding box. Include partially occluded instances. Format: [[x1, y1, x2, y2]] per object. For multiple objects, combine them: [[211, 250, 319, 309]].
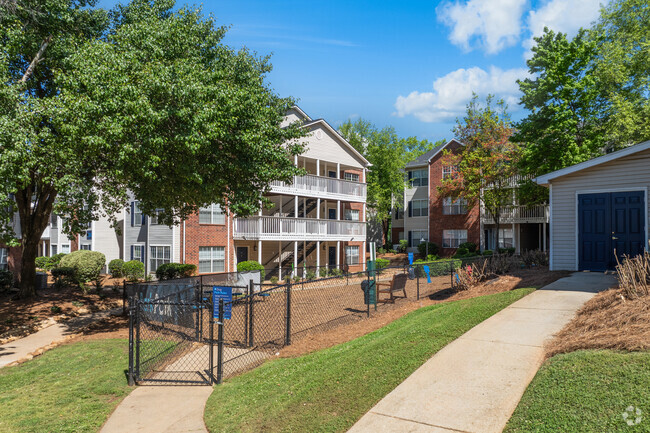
[[348, 272, 616, 433], [0, 308, 120, 368]]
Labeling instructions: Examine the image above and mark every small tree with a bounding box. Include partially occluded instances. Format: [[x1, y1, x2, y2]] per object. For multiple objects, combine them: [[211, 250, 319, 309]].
[[439, 95, 520, 252]]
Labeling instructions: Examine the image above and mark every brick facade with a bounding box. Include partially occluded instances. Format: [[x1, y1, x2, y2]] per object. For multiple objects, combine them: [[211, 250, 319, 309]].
[[182, 212, 235, 273], [428, 141, 480, 257]]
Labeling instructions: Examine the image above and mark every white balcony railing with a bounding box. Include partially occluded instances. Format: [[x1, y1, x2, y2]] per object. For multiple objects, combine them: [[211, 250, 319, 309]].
[[270, 174, 366, 201], [234, 216, 366, 241], [482, 205, 549, 224]]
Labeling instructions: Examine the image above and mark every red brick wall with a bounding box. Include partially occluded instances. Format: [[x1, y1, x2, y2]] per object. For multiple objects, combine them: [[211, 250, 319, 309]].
[[391, 228, 403, 245], [182, 212, 234, 273], [1, 243, 22, 279], [429, 142, 480, 257]]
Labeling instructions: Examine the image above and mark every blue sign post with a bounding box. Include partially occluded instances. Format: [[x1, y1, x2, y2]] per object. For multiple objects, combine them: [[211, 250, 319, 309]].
[[423, 265, 431, 284], [408, 252, 414, 265], [212, 286, 232, 320]]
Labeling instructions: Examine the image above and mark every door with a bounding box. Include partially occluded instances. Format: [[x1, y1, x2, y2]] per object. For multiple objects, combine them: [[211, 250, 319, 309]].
[[328, 209, 336, 220], [236, 247, 248, 264], [578, 191, 645, 271], [328, 247, 337, 267]]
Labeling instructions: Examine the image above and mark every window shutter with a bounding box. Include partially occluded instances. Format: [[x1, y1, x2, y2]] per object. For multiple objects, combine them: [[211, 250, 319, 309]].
[[408, 171, 412, 180], [130, 202, 135, 226], [130, 245, 134, 261], [408, 231, 412, 248], [141, 247, 145, 264], [141, 214, 146, 226], [408, 201, 412, 218]]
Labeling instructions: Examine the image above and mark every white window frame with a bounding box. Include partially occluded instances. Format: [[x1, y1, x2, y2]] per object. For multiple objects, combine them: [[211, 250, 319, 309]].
[[409, 169, 428, 187], [51, 244, 58, 256], [199, 246, 225, 273], [411, 199, 428, 217], [199, 204, 225, 225], [61, 244, 71, 254], [411, 230, 428, 247], [442, 165, 458, 180], [0, 247, 8, 270], [133, 201, 143, 226], [498, 228, 514, 249], [149, 245, 171, 273], [132, 244, 145, 263], [442, 230, 468, 248], [150, 209, 164, 225], [345, 209, 360, 221], [344, 172, 360, 182], [345, 246, 360, 265], [442, 197, 468, 215], [50, 213, 58, 229], [80, 245, 91, 251]]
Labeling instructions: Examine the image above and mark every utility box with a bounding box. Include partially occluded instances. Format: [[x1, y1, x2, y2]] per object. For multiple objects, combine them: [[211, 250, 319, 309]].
[[35, 272, 48, 291]]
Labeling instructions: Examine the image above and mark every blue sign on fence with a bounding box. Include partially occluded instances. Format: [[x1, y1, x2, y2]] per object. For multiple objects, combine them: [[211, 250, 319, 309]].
[[212, 286, 232, 320], [423, 265, 431, 284], [408, 252, 414, 265]]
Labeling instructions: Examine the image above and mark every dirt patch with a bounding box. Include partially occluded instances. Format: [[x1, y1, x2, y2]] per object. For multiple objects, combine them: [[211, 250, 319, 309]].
[[546, 288, 650, 357], [280, 268, 570, 358], [66, 314, 130, 343]]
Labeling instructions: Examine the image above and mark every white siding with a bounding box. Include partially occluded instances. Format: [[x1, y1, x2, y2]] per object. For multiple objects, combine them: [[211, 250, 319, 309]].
[[550, 149, 650, 270], [300, 125, 365, 169], [93, 213, 122, 264]]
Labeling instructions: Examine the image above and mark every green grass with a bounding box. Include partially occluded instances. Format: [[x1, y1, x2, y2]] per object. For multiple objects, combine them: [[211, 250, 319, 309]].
[[0, 339, 131, 433], [505, 350, 650, 433], [204, 287, 535, 433]]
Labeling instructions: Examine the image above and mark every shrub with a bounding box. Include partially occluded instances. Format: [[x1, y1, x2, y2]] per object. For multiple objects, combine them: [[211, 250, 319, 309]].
[[35, 256, 49, 270], [123, 260, 145, 282], [375, 258, 389, 270], [319, 267, 328, 278], [270, 276, 279, 284], [237, 261, 265, 281], [458, 242, 477, 253], [0, 269, 12, 292], [47, 253, 66, 270], [329, 268, 343, 277], [155, 263, 197, 280], [521, 250, 549, 268], [417, 241, 439, 258], [59, 251, 106, 289], [51, 267, 76, 289], [283, 274, 292, 283], [305, 270, 316, 281], [292, 275, 301, 283], [497, 247, 516, 256], [108, 259, 125, 278], [482, 250, 493, 256], [50, 305, 62, 314], [398, 239, 408, 253], [453, 247, 469, 258]]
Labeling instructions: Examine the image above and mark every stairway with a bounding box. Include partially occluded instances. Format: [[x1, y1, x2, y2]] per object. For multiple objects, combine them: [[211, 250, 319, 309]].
[[281, 197, 318, 218], [265, 241, 318, 279]]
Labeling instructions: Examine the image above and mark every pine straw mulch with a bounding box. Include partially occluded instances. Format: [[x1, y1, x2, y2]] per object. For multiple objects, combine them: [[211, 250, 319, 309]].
[[546, 288, 650, 358]]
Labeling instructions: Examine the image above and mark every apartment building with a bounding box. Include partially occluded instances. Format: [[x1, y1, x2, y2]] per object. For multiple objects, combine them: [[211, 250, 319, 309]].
[[2, 107, 370, 281], [393, 139, 549, 255]]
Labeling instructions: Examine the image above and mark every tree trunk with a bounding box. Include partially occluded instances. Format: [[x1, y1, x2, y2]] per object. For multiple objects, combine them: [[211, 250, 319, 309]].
[[382, 218, 390, 247], [19, 239, 39, 297]]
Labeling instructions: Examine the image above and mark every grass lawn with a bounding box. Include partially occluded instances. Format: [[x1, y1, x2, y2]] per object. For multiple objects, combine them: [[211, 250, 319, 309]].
[[505, 350, 650, 433], [204, 287, 535, 433], [0, 339, 131, 433]]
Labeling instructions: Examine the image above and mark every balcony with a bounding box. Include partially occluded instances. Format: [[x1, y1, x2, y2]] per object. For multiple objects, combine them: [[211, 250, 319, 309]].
[[482, 205, 549, 224], [234, 216, 366, 241], [270, 174, 366, 202]]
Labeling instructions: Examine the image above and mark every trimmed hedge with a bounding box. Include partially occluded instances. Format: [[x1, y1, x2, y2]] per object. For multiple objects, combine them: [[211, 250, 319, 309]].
[[155, 263, 197, 280], [35, 256, 49, 270], [0, 269, 12, 291], [51, 267, 76, 289], [123, 260, 145, 282], [417, 241, 439, 257], [108, 259, 125, 278], [59, 251, 106, 288], [375, 258, 389, 270], [413, 258, 463, 277], [237, 261, 265, 281]]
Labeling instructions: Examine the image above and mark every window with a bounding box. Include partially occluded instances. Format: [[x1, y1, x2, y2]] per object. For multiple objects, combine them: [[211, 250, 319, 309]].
[[345, 246, 359, 265], [328, 171, 337, 178], [51, 245, 57, 256], [344, 172, 359, 182], [442, 165, 458, 179], [498, 228, 514, 248], [199, 246, 225, 273], [199, 204, 225, 225], [345, 209, 360, 221], [50, 213, 58, 229], [393, 208, 404, 220], [132, 201, 143, 226], [0, 248, 7, 270], [410, 199, 428, 217], [61, 244, 70, 254], [132, 245, 144, 263], [80, 245, 91, 251], [150, 246, 170, 273], [150, 209, 164, 225], [410, 230, 428, 247], [442, 230, 468, 248], [408, 169, 428, 187], [442, 197, 468, 215]]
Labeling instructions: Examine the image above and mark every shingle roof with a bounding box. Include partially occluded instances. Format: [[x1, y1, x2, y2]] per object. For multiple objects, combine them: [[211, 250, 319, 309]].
[[405, 142, 446, 168]]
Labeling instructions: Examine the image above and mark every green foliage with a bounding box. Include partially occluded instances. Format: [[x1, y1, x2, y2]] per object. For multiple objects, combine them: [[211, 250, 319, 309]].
[[319, 267, 328, 278], [35, 257, 48, 270], [155, 263, 196, 280], [292, 275, 301, 283], [108, 259, 125, 278], [123, 260, 145, 282], [375, 258, 389, 270], [398, 239, 408, 253], [417, 241, 439, 258], [47, 253, 66, 270], [328, 268, 343, 277], [59, 251, 106, 289], [305, 270, 316, 281], [50, 305, 62, 314], [236, 261, 265, 281], [458, 242, 477, 253], [269, 276, 279, 284], [453, 248, 469, 258], [413, 258, 462, 277], [0, 269, 12, 291], [483, 250, 493, 256], [51, 267, 75, 289], [498, 247, 516, 256]]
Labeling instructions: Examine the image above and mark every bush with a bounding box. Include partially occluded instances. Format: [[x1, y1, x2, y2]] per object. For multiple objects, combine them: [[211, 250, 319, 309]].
[[236, 261, 265, 281], [292, 275, 301, 283], [482, 250, 493, 256], [0, 269, 12, 292], [270, 276, 279, 284], [453, 247, 469, 258], [108, 259, 125, 278], [375, 258, 389, 270], [417, 241, 439, 258], [413, 258, 462, 277], [35, 256, 49, 270], [329, 268, 343, 277], [377, 247, 386, 255], [123, 260, 145, 282], [319, 267, 328, 278], [59, 251, 106, 289], [458, 242, 477, 253], [497, 247, 516, 256], [305, 270, 316, 281], [47, 253, 66, 270], [155, 263, 197, 280], [398, 239, 408, 253], [520, 250, 549, 268], [51, 267, 76, 289]]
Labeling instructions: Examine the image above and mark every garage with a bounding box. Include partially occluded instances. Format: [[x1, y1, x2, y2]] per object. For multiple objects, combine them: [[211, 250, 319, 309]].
[[535, 140, 650, 271]]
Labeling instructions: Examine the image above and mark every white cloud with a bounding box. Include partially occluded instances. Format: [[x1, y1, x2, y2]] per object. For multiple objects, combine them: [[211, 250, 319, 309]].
[[524, 0, 605, 56], [437, 0, 528, 54], [394, 66, 529, 123]]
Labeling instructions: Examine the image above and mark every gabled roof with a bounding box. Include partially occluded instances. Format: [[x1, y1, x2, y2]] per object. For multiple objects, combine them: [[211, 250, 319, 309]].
[[301, 117, 372, 167], [290, 105, 312, 122], [405, 139, 463, 168], [534, 139, 650, 186]]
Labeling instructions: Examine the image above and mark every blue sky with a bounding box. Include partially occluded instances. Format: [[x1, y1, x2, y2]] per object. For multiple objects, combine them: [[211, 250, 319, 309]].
[[100, 0, 605, 141]]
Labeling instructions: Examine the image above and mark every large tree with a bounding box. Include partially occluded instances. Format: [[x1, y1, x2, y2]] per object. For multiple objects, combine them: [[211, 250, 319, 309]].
[[439, 95, 519, 251], [339, 119, 436, 244], [0, 0, 305, 297]]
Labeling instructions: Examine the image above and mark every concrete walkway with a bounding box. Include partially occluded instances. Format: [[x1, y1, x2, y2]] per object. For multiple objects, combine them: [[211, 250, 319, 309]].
[[348, 272, 616, 433], [0, 308, 121, 368]]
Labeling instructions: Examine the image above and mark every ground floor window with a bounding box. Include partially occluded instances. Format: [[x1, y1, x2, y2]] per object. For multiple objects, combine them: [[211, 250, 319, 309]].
[[485, 228, 514, 250], [345, 246, 360, 265], [51, 244, 57, 256], [80, 245, 91, 251], [0, 248, 7, 270], [132, 244, 144, 263], [442, 229, 467, 248], [410, 230, 428, 247], [199, 246, 225, 273], [150, 246, 170, 273], [61, 244, 70, 254]]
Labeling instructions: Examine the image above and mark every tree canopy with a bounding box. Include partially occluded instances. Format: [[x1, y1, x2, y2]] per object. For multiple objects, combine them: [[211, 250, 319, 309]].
[[0, 0, 305, 297]]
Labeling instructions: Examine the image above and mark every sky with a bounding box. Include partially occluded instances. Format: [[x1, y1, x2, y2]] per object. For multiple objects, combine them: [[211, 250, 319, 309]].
[[99, 0, 607, 142]]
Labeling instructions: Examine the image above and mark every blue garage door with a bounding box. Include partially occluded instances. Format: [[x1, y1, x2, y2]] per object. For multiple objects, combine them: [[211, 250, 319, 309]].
[[578, 191, 646, 271]]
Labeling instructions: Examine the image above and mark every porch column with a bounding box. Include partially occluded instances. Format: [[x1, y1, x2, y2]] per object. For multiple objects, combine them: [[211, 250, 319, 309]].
[[317, 198, 321, 219], [294, 195, 298, 219], [257, 240, 262, 264], [336, 241, 340, 270], [316, 241, 321, 275], [543, 222, 547, 252], [336, 163, 340, 179], [336, 200, 340, 220], [279, 195, 283, 216], [316, 159, 320, 177], [512, 222, 516, 253], [293, 241, 298, 276], [278, 241, 282, 280]]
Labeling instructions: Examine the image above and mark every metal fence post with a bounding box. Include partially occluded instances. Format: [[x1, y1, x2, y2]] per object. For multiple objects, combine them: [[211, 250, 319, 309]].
[[366, 271, 370, 318], [217, 298, 224, 385], [128, 298, 135, 386], [135, 301, 141, 381], [450, 261, 454, 289], [285, 282, 292, 346], [209, 300, 214, 385], [248, 280, 254, 348], [416, 265, 420, 300]]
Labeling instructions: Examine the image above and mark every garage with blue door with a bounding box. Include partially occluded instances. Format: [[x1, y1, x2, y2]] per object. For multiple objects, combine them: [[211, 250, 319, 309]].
[[535, 141, 650, 271]]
